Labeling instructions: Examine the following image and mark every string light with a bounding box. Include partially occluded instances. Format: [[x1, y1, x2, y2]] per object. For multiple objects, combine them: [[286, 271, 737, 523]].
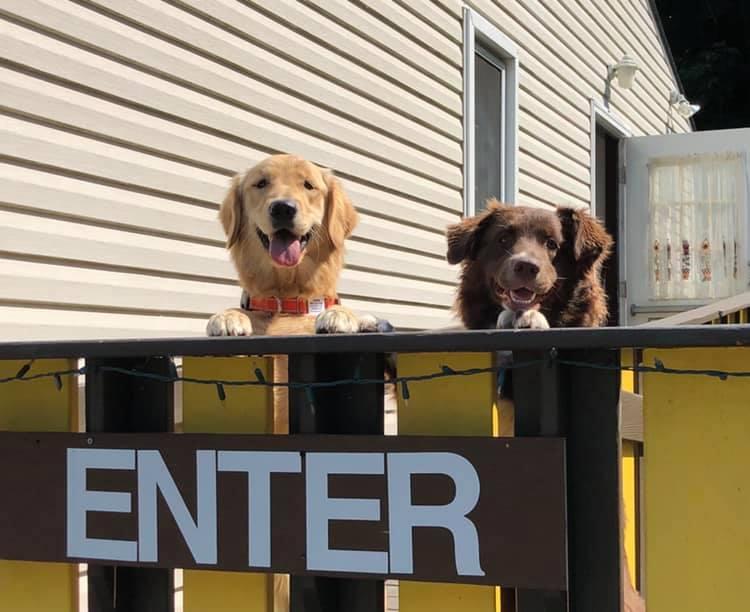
[[1, 354, 749, 404]]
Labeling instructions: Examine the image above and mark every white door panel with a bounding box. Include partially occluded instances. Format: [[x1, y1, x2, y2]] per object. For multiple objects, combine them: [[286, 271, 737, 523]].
[[624, 128, 750, 324]]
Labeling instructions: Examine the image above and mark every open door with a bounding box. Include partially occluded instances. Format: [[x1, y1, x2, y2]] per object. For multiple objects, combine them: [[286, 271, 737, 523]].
[[623, 128, 750, 324]]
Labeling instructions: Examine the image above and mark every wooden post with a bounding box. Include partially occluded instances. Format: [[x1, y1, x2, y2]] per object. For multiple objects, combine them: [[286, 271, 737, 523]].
[[511, 348, 623, 612], [0, 358, 79, 612], [512, 350, 566, 612], [397, 352, 500, 612], [561, 348, 623, 612], [85, 356, 174, 612], [181, 356, 274, 612], [288, 352, 384, 612]]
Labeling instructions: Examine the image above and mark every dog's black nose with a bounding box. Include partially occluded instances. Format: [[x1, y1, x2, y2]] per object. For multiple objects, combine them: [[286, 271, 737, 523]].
[[513, 259, 540, 278], [269, 200, 298, 227]]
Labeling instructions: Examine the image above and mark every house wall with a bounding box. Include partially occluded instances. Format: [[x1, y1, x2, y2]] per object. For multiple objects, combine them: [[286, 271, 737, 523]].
[[0, 0, 690, 339], [452, 0, 693, 210]]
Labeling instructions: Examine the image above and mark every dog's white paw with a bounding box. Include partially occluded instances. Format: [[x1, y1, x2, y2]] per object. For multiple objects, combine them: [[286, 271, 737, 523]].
[[514, 309, 550, 330], [314, 306, 360, 334], [358, 313, 379, 332], [496, 309, 515, 329], [206, 308, 254, 336], [357, 314, 395, 333]]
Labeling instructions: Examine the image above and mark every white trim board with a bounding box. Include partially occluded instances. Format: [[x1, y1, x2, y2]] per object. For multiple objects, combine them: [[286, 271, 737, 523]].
[[590, 98, 632, 215], [463, 8, 519, 216], [590, 98, 632, 326]]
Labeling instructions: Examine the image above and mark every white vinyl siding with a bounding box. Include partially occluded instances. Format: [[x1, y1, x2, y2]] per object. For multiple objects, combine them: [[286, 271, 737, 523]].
[[456, 0, 692, 210], [0, 0, 463, 337], [0, 0, 689, 339]]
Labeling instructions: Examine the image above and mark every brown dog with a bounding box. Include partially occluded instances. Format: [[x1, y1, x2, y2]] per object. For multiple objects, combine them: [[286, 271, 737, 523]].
[[447, 201, 645, 611], [447, 200, 611, 330]]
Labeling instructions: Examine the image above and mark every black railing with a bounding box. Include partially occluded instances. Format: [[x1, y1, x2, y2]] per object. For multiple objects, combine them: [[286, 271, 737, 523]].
[[1, 324, 750, 360], [1, 325, 749, 612]]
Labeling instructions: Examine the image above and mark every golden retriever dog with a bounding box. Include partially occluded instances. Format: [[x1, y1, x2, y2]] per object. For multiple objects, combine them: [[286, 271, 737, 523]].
[[447, 201, 645, 612], [207, 154, 385, 339], [207, 154, 390, 612]]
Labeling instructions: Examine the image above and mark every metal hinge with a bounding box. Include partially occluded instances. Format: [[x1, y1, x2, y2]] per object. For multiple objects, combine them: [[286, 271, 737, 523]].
[[619, 165, 626, 184], [619, 281, 628, 298]]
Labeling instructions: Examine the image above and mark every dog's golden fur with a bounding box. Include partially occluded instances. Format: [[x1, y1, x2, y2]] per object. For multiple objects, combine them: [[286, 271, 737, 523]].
[[207, 154, 365, 612], [209, 154, 360, 338]]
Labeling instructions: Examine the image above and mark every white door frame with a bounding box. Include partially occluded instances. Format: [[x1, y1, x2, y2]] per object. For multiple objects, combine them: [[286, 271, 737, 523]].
[[590, 99, 632, 325], [590, 99, 631, 217], [623, 128, 750, 324]]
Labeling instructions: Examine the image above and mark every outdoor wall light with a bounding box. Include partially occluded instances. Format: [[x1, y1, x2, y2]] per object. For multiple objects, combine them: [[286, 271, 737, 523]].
[[669, 90, 701, 119], [607, 54, 639, 89]]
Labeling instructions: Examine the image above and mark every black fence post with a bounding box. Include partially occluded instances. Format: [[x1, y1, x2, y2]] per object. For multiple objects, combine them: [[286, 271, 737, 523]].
[[85, 356, 174, 612], [559, 348, 623, 612], [511, 350, 567, 612], [511, 348, 623, 612], [288, 351, 385, 612]]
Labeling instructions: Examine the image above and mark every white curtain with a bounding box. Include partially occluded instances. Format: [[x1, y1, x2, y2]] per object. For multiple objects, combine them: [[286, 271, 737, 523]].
[[648, 153, 743, 300]]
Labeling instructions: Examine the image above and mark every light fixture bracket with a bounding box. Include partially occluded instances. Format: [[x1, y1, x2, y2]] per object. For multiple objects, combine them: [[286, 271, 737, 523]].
[[670, 90, 701, 119], [606, 54, 639, 94]]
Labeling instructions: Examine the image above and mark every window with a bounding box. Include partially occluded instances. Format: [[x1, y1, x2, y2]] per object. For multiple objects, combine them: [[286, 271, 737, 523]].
[[648, 153, 743, 301], [475, 47, 504, 210], [463, 9, 518, 216]]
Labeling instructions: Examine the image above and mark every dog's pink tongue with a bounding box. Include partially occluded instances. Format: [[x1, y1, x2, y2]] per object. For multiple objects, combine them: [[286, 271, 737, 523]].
[[513, 288, 534, 301], [269, 233, 301, 267]]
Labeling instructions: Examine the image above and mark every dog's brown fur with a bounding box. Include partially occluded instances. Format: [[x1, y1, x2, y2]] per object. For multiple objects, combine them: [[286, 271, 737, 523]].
[[448, 201, 645, 611], [447, 200, 611, 330]]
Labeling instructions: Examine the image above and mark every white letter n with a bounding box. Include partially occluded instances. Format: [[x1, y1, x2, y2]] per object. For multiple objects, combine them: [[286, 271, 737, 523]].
[[137, 450, 217, 565]]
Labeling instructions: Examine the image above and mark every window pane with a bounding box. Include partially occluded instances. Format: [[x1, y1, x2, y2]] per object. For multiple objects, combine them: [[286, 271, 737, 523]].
[[475, 52, 504, 211]]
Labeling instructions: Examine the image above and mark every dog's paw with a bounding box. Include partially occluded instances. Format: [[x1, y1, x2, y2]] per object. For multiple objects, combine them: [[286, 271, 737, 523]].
[[514, 309, 550, 330], [206, 308, 254, 336], [314, 306, 360, 334], [496, 309, 515, 329], [357, 314, 395, 333]]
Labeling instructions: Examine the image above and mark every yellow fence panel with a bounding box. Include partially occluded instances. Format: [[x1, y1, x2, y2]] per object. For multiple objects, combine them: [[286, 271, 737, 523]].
[[0, 359, 78, 612], [620, 349, 640, 588], [621, 348, 636, 393], [397, 352, 500, 612], [181, 356, 274, 612], [643, 347, 750, 612], [621, 440, 638, 587]]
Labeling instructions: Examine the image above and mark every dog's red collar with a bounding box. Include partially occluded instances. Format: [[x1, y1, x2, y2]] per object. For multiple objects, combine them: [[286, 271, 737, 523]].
[[240, 291, 339, 315]]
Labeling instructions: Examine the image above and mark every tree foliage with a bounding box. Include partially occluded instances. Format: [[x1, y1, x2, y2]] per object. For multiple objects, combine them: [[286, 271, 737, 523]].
[[656, 0, 750, 130]]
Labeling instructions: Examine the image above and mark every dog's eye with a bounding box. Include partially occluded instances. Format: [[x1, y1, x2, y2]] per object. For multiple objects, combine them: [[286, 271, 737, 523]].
[[304, 180, 314, 190], [546, 238, 559, 251], [254, 178, 268, 189]]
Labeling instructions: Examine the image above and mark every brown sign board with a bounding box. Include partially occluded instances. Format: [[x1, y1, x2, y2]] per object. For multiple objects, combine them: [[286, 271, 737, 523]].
[[0, 432, 567, 589]]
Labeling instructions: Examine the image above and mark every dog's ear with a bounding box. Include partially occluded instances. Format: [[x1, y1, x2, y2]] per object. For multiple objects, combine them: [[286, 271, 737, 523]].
[[323, 170, 359, 250], [219, 173, 245, 249], [557, 206, 613, 268], [446, 201, 507, 264], [446, 216, 484, 264]]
